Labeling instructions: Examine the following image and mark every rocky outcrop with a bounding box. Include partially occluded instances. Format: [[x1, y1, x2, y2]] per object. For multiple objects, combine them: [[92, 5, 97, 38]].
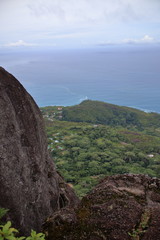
[[45, 174, 160, 240], [0, 67, 79, 235]]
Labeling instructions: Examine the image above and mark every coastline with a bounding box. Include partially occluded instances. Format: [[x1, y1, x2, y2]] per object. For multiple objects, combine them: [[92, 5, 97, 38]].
[[40, 99, 160, 115]]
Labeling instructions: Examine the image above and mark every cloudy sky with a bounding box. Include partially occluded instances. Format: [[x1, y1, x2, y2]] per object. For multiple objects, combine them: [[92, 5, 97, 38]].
[[0, 0, 160, 49]]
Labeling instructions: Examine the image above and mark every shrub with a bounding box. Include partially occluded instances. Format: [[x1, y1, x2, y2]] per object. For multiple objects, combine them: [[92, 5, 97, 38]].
[[0, 221, 45, 240]]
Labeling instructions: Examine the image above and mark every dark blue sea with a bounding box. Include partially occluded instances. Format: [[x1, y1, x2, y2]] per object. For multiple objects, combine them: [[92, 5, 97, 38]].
[[1, 46, 160, 112]]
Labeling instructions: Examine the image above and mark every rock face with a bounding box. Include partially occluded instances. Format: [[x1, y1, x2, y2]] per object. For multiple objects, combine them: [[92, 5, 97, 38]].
[[0, 67, 79, 235], [45, 174, 160, 240]]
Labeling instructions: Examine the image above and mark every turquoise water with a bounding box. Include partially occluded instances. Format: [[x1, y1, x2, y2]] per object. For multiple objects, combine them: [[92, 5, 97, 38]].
[[1, 47, 160, 112]]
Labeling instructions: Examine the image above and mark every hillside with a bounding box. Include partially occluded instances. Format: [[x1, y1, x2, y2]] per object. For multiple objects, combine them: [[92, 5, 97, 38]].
[[41, 100, 160, 132], [41, 102, 160, 197], [63, 100, 160, 129]]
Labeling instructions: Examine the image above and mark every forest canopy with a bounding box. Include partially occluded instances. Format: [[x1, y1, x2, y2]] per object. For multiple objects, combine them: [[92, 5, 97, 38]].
[[41, 100, 160, 197]]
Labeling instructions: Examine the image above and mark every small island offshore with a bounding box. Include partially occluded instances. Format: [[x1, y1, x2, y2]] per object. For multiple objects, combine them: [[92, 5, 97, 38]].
[[0, 67, 160, 240]]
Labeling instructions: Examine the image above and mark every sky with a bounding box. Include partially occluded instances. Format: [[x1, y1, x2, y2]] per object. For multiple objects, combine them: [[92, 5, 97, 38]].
[[0, 0, 160, 49]]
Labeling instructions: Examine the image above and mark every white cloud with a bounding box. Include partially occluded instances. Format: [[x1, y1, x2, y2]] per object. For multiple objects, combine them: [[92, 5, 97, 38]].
[[26, 0, 160, 24], [96, 35, 159, 47], [4, 40, 37, 47], [1, 0, 160, 32], [123, 35, 156, 44], [141, 35, 154, 43], [0, 0, 160, 48]]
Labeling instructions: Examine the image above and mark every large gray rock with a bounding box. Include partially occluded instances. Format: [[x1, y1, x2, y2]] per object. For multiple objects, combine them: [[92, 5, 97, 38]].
[[0, 67, 79, 235], [45, 174, 160, 240]]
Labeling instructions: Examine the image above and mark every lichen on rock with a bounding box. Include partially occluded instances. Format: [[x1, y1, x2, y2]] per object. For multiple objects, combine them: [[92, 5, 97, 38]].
[[45, 174, 160, 240]]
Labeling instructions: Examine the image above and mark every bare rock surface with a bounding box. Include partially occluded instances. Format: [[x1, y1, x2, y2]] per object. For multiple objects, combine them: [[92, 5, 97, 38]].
[[0, 67, 79, 235], [45, 174, 160, 240]]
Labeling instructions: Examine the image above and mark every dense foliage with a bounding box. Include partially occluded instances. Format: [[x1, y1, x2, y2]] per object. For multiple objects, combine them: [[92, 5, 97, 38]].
[[0, 209, 45, 240], [41, 101, 160, 197], [0, 221, 45, 240], [60, 100, 160, 130]]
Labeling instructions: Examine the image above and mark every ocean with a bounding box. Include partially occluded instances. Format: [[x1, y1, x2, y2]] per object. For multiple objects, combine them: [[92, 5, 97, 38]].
[[1, 46, 160, 112]]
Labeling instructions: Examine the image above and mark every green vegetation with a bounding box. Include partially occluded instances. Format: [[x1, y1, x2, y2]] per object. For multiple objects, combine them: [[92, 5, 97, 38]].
[[41, 100, 160, 197], [0, 209, 45, 240], [0, 209, 8, 223], [0, 221, 45, 240], [42, 100, 160, 132], [128, 209, 150, 239]]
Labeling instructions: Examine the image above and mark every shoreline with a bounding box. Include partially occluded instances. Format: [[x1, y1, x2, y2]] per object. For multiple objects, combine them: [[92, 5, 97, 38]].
[[39, 99, 160, 115]]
